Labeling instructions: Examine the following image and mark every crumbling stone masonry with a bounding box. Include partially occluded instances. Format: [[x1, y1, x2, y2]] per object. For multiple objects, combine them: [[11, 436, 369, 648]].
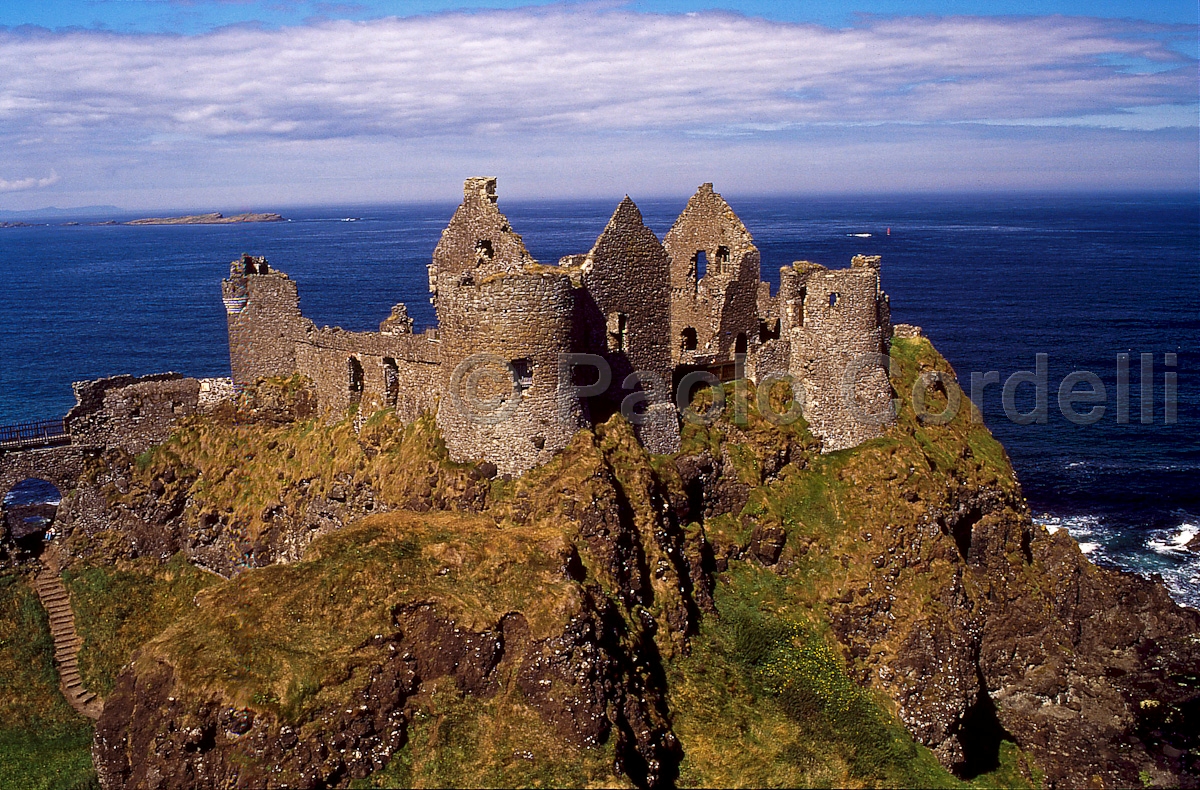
[[1, 373, 214, 560], [222, 178, 898, 474]]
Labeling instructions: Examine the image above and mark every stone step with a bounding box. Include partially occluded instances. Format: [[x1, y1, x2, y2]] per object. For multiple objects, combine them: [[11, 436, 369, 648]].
[[36, 566, 102, 721]]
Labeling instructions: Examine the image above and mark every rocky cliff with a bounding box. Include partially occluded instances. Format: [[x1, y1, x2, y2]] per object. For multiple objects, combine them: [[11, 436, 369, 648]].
[[53, 338, 1198, 788]]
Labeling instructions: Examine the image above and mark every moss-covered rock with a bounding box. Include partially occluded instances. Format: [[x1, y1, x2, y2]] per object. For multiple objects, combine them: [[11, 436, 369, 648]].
[[48, 340, 1200, 789]]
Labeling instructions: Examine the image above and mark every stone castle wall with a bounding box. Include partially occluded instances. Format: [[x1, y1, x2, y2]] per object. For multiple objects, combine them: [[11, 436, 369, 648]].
[[65, 373, 201, 457], [663, 183, 762, 365], [428, 177, 534, 300], [222, 256, 313, 387], [294, 327, 441, 422], [783, 256, 894, 451], [220, 179, 897, 470], [435, 271, 585, 475], [577, 197, 674, 399]]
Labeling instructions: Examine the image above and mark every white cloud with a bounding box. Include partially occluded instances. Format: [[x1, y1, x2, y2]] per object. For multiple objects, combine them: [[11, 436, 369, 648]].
[[0, 171, 59, 192], [0, 9, 1193, 146]]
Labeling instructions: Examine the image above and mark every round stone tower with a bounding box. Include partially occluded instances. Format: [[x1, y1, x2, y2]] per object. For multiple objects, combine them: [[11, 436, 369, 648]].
[[435, 269, 585, 476]]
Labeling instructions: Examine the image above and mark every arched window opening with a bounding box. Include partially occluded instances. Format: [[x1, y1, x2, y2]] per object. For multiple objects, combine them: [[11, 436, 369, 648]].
[[829, 292, 840, 308], [681, 327, 699, 352], [735, 332, 748, 354], [3, 478, 62, 551], [348, 356, 364, 405], [383, 358, 399, 408]]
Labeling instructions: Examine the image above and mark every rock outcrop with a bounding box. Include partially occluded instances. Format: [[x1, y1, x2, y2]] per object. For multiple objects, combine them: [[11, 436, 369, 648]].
[[59, 338, 1200, 789]]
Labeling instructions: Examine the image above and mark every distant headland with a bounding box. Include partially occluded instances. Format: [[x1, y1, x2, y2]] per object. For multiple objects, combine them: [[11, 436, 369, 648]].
[[124, 212, 285, 225]]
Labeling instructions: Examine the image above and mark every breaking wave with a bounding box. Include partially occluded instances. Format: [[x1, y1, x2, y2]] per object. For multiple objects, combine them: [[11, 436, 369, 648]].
[[1034, 513, 1200, 611]]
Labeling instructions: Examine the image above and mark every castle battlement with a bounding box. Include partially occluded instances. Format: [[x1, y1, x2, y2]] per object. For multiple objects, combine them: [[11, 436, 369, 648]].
[[222, 179, 897, 473]]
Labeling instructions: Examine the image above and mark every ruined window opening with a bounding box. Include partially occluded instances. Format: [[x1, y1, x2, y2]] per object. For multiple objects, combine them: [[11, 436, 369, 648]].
[[694, 250, 707, 285], [735, 332, 748, 354], [798, 286, 807, 326], [829, 292, 839, 308], [758, 318, 780, 343], [348, 356, 364, 405], [607, 312, 628, 352], [475, 239, 494, 261], [383, 358, 399, 408], [511, 358, 534, 390], [681, 327, 698, 352], [717, 245, 730, 263]]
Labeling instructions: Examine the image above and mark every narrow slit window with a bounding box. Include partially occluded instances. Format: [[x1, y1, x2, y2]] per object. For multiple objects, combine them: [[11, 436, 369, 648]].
[[348, 357, 365, 404], [607, 312, 628, 352], [383, 358, 399, 408]]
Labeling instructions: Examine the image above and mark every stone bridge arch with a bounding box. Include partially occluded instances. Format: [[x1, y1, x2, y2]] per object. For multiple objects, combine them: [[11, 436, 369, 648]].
[[0, 446, 94, 509]]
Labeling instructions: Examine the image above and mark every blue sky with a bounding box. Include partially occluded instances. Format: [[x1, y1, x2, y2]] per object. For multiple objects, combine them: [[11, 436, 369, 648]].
[[0, 1, 1195, 209], [3, 1, 1197, 31]]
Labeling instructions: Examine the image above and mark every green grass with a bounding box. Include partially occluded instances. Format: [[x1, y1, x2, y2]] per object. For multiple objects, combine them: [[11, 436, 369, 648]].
[[143, 509, 578, 723], [0, 729, 98, 790], [352, 683, 623, 789], [64, 553, 221, 696], [670, 563, 1036, 789], [0, 573, 97, 790]]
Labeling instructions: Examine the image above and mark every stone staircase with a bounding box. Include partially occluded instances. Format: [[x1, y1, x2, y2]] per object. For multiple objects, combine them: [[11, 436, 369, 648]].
[[34, 556, 102, 720]]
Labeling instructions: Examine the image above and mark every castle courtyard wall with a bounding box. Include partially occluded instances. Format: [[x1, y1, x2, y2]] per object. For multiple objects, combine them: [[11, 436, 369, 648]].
[[223, 257, 313, 387], [294, 328, 442, 422]]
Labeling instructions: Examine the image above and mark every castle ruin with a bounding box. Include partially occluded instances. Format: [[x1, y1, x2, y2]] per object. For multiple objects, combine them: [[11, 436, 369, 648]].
[[223, 178, 896, 475]]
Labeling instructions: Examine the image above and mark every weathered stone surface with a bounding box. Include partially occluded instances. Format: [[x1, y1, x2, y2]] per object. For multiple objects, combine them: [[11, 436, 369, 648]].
[[220, 178, 895, 473]]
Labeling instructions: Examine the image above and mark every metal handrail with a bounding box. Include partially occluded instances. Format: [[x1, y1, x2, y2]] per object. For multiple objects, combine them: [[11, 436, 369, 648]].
[[0, 419, 69, 448]]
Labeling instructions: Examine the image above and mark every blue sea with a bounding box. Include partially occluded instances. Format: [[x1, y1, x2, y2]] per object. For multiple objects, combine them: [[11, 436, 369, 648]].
[[2, 194, 1198, 607]]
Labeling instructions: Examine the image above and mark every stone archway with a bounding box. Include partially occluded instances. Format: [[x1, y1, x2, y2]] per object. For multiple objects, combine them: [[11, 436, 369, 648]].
[[0, 446, 88, 505], [0, 446, 92, 556], [3, 477, 62, 551]]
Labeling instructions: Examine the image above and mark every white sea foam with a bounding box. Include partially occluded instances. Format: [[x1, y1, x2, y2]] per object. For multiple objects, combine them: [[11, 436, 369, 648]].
[[1034, 513, 1099, 538], [1077, 541, 1100, 554], [1147, 523, 1198, 555]]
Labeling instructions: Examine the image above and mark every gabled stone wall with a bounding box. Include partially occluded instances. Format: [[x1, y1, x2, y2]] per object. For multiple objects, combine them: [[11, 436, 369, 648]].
[[664, 183, 762, 365], [577, 198, 674, 399], [428, 176, 534, 301]]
